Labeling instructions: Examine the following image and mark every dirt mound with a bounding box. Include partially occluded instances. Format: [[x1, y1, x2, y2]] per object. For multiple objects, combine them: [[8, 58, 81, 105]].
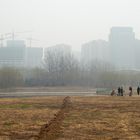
[[36, 96, 72, 140]]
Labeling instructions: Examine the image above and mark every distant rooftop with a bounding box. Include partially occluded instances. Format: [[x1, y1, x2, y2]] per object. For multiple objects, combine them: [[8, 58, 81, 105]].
[[7, 40, 25, 48], [111, 26, 133, 33]]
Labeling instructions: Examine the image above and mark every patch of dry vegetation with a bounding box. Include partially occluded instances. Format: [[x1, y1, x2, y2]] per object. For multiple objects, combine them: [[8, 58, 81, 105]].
[[0, 96, 140, 140], [38, 96, 72, 140], [58, 96, 140, 140], [0, 96, 64, 140]]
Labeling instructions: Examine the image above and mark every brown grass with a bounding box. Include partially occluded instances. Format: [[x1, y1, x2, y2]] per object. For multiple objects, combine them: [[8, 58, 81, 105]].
[[0, 96, 140, 140], [58, 96, 140, 140], [0, 96, 64, 140]]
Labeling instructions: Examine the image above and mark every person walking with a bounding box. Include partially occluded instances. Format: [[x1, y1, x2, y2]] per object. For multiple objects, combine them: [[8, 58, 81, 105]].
[[137, 86, 140, 95]]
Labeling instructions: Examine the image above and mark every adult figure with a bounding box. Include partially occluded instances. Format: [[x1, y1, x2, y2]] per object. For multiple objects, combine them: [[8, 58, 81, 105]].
[[129, 86, 132, 96], [120, 87, 124, 96], [137, 86, 140, 95], [118, 87, 121, 96]]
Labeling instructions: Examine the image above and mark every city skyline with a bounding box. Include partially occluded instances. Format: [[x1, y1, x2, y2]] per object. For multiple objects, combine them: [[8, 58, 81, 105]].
[[81, 26, 140, 70], [1, 0, 140, 50], [1, 26, 140, 51], [0, 26, 140, 70]]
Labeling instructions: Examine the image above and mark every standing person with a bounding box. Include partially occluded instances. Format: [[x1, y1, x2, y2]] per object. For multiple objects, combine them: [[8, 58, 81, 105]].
[[137, 86, 140, 95], [129, 86, 132, 96], [118, 87, 121, 96], [120, 87, 124, 96]]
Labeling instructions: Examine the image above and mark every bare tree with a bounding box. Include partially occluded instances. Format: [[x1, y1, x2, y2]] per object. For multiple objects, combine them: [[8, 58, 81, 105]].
[[44, 47, 79, 86]]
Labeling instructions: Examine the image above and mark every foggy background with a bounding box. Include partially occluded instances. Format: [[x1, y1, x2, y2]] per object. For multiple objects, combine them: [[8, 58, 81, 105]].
[[0, 0, 140, 89], [0, 0, 140, 50]]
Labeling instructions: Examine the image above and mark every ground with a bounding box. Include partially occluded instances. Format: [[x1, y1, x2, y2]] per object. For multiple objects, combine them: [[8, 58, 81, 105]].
[[58, 96, 140, 140], [0, 96, 64, 140], [0, 95, 140, 140]]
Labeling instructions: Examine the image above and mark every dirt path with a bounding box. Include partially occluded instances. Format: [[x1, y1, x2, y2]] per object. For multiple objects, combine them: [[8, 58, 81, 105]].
[[36, 96, 72, 140]]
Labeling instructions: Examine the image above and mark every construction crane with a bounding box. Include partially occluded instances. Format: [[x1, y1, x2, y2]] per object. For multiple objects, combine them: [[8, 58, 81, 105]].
[[26, 37, 39, 47], [0, 30, 32, 47], [0, 34, 12, 47], [8, 30, 32, 41]]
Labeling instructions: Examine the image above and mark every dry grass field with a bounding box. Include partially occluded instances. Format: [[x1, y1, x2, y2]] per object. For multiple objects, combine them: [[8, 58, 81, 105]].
[[0, 96, 64, 140], [0, 96, 140, 140], [58, 96, 140, 140]]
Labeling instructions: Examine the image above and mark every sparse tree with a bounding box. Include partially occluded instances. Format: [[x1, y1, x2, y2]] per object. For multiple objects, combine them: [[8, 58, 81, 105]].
[[0, 67, 23, 89], [44, 47, 80, 86]]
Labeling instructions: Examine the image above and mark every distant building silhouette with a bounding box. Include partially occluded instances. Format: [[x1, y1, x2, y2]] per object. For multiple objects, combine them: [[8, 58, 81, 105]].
[[109, 27, 135, 70], [81, 40, 109, 64], [44, 44, 72, 59], [134, 39, 140, 69], [0, 40, 43, 68], [43, 44, 72, 71], [25, 47, 43, 68], [0, 40, 26, 67]]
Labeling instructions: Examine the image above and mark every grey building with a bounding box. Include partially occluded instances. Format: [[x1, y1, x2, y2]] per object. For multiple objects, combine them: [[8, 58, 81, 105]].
[[134, 39, 140, 69], [43, 44, 72, 70], [81, 40, 109, 63], [7, 40, 25, 48], [44, 44, 72, 60], [44, 44, 71, 54], [0, 40, 26, 67], [25, 47, 43, 68], [0, 40, 43, 68], [109, 27, 135, 70]]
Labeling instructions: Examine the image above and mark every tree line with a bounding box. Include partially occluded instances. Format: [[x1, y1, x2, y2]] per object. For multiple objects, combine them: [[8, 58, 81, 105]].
[[0, 49, 140, 89]]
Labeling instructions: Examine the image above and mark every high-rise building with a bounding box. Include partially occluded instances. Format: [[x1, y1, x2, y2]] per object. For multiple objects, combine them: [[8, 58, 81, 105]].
[[44, 44, 71, 54], [0, 40, 43, 68], [43, 44, 72, 69], [7, 40, 25, 48], [25, 47, 43, 68], [0, 40, 26, 67], [134, 39, 140, 69], [81, 40, 109, 63], [44, 44, 72, 60], [109, 27, 135, 70]]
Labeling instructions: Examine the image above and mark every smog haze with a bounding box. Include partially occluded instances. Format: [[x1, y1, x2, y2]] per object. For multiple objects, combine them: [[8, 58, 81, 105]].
[[0, 0, 140, 49]]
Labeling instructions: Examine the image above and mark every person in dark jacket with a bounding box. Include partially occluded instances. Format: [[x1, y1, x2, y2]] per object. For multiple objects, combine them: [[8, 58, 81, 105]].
[[120, 87, 124, 96], [137, 86, 140, 95], [129, 86, 132, 96], [118, 87, 121, 96]]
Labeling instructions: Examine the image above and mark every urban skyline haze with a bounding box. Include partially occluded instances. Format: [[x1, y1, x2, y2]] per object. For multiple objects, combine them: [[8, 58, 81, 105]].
[[0, 0, 140, 50]]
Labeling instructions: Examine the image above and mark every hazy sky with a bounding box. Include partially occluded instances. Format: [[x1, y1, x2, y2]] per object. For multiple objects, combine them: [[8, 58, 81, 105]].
[[0, 0, 140, 50]]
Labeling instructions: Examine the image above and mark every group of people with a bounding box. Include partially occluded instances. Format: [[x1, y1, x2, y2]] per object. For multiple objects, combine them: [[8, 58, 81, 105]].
[[110, 86, 140, 96], [117, 87, 124, 96]]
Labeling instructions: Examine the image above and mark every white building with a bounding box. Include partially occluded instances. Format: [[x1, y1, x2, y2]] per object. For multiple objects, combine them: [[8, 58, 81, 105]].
[[43, 44, 72, 69], [44, 44, 71, 54], [44, 44, 72, 60]]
